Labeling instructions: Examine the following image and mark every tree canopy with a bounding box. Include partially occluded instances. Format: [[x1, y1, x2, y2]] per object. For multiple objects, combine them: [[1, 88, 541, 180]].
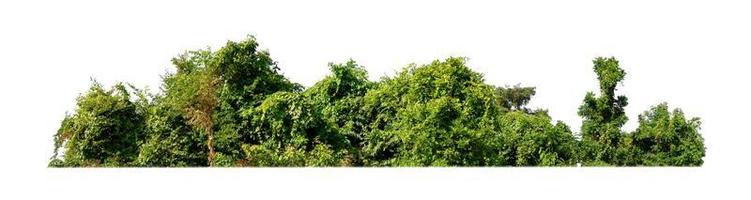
[[49, 36, 705, 167], [577, 57, 630, 165]]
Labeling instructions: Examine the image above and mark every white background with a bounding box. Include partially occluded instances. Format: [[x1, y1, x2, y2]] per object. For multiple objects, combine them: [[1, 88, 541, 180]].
[[1, 0, 749, 199]]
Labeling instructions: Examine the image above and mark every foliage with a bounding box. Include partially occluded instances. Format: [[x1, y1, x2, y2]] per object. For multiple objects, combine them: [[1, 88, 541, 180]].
[[48, 38, 706, 167], [360, 58, 507, 166], [495, 84, 537, 113], [133, 53, 214, 167], [302, 60, 373, 165], [577, 57, 629, 165], [50, 82, 146, 167], [239, 91, 352, 166], [212, 36, 301, 164], [135, 99, 207, 167], [499, 112, 578, 166], [629, 103, 705, 166]]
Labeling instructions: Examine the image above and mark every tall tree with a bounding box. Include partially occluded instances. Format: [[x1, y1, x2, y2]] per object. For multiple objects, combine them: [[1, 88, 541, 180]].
[[577, 57, 629, 165], [180, 56, 219, 166], [211, 36, 301, 165], [141, 50, 220, 166]]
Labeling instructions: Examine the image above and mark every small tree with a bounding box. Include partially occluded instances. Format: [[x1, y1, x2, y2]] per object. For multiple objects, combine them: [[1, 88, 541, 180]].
[[495, 84, 537, 113], [631, 103, 705, 166], [50, 82, 145, 167], [499, 112, 578, 166]]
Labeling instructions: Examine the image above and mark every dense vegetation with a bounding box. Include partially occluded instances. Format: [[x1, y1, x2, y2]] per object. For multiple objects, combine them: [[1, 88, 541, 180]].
[[49, 36, 705, 167]]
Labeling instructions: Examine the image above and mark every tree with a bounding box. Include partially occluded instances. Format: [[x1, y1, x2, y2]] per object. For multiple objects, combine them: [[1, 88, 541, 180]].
[[360, 57, 506, 166], [135, 97, 207, 167], [495, 84, 537, 113], [138, 36, 302, 166], [183, 65, 219, 165], [238, 61, 372, 166], [499, 112, 577, 166], [212, 36, 301, 165], [303, 60, 373, 165], [50, 82, 145, 167], [134, 50, 217, 166], [212, 35, 300, 108], [238, 91, 351, 166], [630, 103, 705, 166], [577, 57, 629, 165]]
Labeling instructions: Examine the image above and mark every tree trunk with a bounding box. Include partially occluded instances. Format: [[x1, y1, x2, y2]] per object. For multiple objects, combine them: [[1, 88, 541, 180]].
[[207, 127, 215, 166]]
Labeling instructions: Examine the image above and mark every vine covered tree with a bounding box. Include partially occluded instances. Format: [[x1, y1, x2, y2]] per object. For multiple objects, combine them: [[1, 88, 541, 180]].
[[211, 37, 301, 165], [136, 50, 216, 166], [48, 37, 705, 167], [50, 82, 146, 167]]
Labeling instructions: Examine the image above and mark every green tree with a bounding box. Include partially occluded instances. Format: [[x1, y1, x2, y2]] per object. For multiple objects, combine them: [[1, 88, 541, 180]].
[[577, 57, 629, 165], [240, 92, 352, 166], [50, 82, 146, 167], [135, 101, 208, 167], [303, 60, 373, 165], [499, 112, 578, 166], [238, 61, 371, 166], [135, 50, 214, 166], [495, 84, 537, 113], [360, 57, 506, 166], [630, 103, 705, 166], [212, 36, 301, 165]]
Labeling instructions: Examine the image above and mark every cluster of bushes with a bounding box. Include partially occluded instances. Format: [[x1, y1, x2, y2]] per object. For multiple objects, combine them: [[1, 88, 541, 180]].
[[49, 36, 705, 167]]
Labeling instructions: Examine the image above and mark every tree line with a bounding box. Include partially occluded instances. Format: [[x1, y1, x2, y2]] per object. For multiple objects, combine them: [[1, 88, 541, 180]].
[[49, 36, 705, 167]]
